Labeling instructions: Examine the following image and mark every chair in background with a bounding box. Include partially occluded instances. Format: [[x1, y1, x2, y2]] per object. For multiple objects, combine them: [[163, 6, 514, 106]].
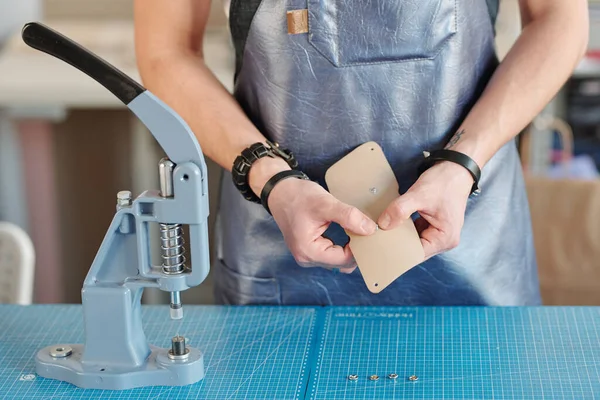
[[0, 222, 35, 304]]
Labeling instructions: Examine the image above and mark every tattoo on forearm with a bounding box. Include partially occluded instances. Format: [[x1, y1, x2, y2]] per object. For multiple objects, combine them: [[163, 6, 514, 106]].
[[445, 129, 465, 149]]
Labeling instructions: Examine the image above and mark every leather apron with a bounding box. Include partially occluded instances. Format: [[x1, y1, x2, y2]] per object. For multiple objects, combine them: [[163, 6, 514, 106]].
[[213, 0, 542, 306]]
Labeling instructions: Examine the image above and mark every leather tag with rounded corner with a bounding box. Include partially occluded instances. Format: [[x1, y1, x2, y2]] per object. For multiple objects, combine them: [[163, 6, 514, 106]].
[[324, 142, 425, 293]]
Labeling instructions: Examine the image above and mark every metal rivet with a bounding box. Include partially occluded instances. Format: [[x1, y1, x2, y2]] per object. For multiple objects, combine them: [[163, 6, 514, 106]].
[[50, 345, 72, 358], [409, 375, 419, 381], [388, 373, 398, 379], [369, 375, 379, 381], [348, 374, 358, 381], [369, 187, 378, 194]]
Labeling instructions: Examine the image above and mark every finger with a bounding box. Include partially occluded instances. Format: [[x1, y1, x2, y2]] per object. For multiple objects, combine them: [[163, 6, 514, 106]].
[[340, 265, 357, 274], [341, 244, 357, 273], [419, 225, 459, 260], [307, 236, 355, 267], [419, 225, 443, 260], [378, 192, 420, 230], [337, 247, 357, 273], [328, 201, 377, 236]]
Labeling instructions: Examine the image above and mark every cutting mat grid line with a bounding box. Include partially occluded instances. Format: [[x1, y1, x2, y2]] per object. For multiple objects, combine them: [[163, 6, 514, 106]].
[[309, 306, 600, 400], [0, 305, 317, 400]]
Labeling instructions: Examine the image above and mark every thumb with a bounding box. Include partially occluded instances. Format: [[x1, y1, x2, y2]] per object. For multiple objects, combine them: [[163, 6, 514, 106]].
[[378, 192, 420, 230], [329, 202, 377, 236]]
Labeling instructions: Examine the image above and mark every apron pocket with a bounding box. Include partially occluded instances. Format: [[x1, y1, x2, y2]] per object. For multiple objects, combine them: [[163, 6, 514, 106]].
[[307, 0, 457, 67], [214, 258, 281, 305]]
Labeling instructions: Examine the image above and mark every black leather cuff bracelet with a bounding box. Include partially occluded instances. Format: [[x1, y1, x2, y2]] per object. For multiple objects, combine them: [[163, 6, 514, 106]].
[[260, 170, 310, 215], [418, 149, 481, 196]]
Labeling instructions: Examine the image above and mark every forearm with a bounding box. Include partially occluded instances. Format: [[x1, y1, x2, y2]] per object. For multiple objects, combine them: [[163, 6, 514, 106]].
[[448, 2, 589, 167], [137, 52, 289, 193]]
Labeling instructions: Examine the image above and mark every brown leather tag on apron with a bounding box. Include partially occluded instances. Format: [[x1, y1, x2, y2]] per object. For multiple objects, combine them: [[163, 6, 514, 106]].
[[325, 142, 425, 293], [287, 10, 308, 34]]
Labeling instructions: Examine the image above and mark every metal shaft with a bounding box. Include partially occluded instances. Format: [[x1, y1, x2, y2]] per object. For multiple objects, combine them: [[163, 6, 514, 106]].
[[169, 291, 182, 320], [159, 158, 185, 320], [159, 158, 175, 198], [171, 335, 186, 356], [168, 335, 190, 360]]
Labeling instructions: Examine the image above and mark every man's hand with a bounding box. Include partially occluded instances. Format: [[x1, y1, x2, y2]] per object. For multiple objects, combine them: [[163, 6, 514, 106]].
[[247, 156, 377, 272], [266, 178, 378, 273], [377, 162, 474, 260]]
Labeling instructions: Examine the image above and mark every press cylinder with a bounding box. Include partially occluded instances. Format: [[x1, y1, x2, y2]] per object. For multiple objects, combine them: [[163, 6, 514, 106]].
[[158, 158, 185, 320]]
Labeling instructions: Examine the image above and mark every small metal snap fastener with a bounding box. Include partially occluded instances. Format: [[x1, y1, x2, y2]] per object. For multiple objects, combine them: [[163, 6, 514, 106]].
[[348, 374, 358, 381], [387, 373, 398, 379], [369, 375, 379, 381], [409, 375, 419, 381]]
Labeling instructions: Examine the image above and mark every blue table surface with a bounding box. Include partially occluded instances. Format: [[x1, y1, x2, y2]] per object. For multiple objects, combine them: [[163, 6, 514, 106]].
[[0, 305, 599, 399]]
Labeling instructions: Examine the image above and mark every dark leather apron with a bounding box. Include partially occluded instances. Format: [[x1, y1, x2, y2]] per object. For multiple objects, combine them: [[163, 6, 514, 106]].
[[213, 0, 542, 306]]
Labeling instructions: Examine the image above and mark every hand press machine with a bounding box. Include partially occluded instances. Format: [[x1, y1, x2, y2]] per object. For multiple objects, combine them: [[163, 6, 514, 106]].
[[21, 22, 211, 389]]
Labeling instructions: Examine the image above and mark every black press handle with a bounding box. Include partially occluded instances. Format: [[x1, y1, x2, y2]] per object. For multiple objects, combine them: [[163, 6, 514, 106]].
[[22, 22, 145, 105]]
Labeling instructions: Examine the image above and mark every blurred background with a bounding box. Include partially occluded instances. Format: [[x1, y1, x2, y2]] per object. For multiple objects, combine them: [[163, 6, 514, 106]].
[[0, 0, 599, 307]]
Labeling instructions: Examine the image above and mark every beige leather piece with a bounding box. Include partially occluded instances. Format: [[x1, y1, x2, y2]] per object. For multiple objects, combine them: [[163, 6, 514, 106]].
[[287, 9, 308, 34], [325, 142, 425, 293]]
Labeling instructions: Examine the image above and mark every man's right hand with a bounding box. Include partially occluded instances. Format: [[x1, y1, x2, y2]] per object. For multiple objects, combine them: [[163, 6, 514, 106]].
[[248, 157, 377, 273]]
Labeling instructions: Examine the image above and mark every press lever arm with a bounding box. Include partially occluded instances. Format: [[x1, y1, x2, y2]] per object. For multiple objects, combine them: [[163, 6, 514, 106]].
[[21, 22, 208, 175], [22, 22, 144, 104]]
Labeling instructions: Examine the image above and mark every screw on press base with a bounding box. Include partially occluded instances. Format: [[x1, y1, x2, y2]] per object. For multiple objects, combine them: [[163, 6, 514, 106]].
[[49, 346, 72, 358]]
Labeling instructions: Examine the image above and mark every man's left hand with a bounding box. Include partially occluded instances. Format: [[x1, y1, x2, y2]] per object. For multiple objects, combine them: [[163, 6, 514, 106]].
[[377, 162, 475, 260]]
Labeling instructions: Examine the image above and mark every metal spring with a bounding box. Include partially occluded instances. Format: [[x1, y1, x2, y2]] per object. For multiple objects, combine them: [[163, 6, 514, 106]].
[[160, 223, 186, 273]]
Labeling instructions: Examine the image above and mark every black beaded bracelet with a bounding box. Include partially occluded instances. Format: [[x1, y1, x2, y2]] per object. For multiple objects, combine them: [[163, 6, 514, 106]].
[[231, 141, 298, 204], [260, 170, 310, 215], [419, 149, 481, 195]]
